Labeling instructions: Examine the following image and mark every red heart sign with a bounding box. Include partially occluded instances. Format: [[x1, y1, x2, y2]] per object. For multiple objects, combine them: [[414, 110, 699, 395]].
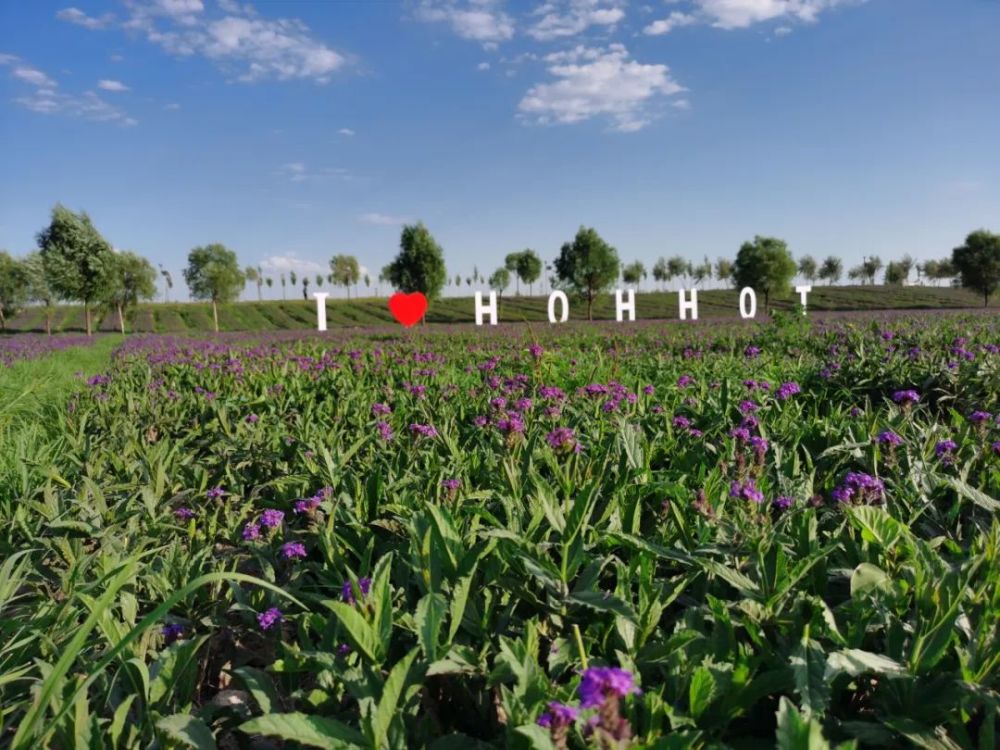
[[388, 292, 428, 328]]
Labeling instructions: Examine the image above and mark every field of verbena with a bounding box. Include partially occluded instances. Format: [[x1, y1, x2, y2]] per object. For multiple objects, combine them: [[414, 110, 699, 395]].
[[2, 312, 999, 749]]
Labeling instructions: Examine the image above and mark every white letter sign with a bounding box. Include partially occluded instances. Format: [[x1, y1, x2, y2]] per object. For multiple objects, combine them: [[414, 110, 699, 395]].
[[475, 291, 497, 326], [739, 287, 757, 319], [314, 292, 329, 331], [678, 289, 698, 321], [547, 291, 569, 323], [614, 289, 635, 322]]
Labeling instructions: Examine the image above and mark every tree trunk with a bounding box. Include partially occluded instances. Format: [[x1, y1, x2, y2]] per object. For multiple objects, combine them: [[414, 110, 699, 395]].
[[45, 309, 51, 336], [212, 299, 219, 332], [118, 303, 125, 335], [0, 307, 5, 331], [257, 282, 262, 302], [85, 303, 92, 336], [587, 292, 594, 321]]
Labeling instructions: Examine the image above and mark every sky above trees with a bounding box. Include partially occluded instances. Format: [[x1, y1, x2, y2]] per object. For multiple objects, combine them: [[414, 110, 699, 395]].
[[1, 0, 998, 300]]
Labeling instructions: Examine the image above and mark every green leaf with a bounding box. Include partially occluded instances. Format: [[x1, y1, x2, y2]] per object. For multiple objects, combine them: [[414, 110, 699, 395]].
[[567, 589, 638, 624], [937, 476, 1000, 512], [322, 600, 380, 664], [775, 697, 836, 750], [688, 665, 717, 720], [233, 666, 281, 714], [849, 563, 890, 598], [239, 713, 365, 749], [824, 649, 907, 681], [513, 724, 558, 750], [156, 714, 217, 750], [372, 649, 421, 749], [790, 636, 829, 717], [416, 593, 447, 661]]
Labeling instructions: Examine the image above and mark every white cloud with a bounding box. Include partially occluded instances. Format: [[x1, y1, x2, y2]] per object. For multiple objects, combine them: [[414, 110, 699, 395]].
[[773, 24, 792, 34], [359, 212, 412, 226], [98, 79, 130, 91], [0, 54, 137, 126], [278, 162, 349, 182], [672, 98, 691, 109], [56, 7, 116, 29], [643, 10, 697, 34], [478, 61, 491, 70], [337, 127, 355, 135], [164, 101, 181, 109], [260, 254, 326, 274], [519, 44, 685, 132], [118, 0, 347, 82], [693, 0, 861, 29], [12, 66, 57, 88], [416, 1, 515, 44], [110, 53, 125, 61], [527, 0, 626, 40]]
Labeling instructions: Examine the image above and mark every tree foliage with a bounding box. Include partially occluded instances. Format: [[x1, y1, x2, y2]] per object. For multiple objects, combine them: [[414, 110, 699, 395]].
[[732, 235, 797, 309], [504, 249, 543, 295], [554, 226, 620, 321], [330, 255, 361, 299], [951, 229, 1000, 306], [36, 204, 115, 335], [183, 243, 244, 332], [384, 223, 447, 301], [818, 256, 842, 285], [797, 255, 818, 283], [0, 251, 28, 332], [622, 260, 645, 287], [102, 251, 157, 334], [488, 267, 510, 298], [715, 258, 734, 287]]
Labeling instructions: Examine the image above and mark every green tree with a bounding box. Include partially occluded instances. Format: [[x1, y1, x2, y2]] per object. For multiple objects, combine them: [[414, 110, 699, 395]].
[[952, 229, 1000, 306], [554, 226, 620, 321], [652, 257, 670, 290], [102, 251, 157, 334], [818, 256, 842, 285], [848, 264, 865, 283], [861, 256, 882, 285], [289, 270, 298, 291], [898, 254, 915, 282], [667, 256, 688, 287], [797, 255, 818, 283], [280, 273, 287, 300], [692, 257, 712, 288], [884, 261, 907, 286], [454, 273, 461, 288], [622, 260, 645, 289], [36, 204, 115, 335], [22, 251, 56, 335], [245, 266, 261, 301], [0, 251, 28, 332], [364, 274, 371, 292], [159, 264, 174, 302], [505, 249, 543, 296], [183, 243, 244, 332], [302, 275, 310, 300], [715, 258, 734, 287], [384, 223, 447, 301], [330, 254, 361, 299], [489, 267, 510, 299], [315, 273, 323, 288], [732, 235, 796, 310], [265, 277, 273, 293]]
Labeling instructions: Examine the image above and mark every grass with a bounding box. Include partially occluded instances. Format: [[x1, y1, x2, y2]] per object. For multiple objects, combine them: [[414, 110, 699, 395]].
[[0, 336, 119, 497], [3, 285, 997, 335]]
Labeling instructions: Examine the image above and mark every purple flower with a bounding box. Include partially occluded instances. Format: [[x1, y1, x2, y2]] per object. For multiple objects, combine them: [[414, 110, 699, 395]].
[[993, 441, 1000, 456], [892, 389, 920, 406], [442, 478, 461, 492], [173, 507, 195, 520], [409, 423, 438, 438], [245, 413, 259, 424], [161, 623, 185, 641], [497, 414, 525, 435], [970, 410, 993, 425], [642, 385, 655, 395], [729, 479, 765, 503], [242, 522, 261, 541], [935, 439, 958, 461], [729, 427, 751, 443], [777, 382, 801, 400], [294, 495, 322, 514], [744, 345, 761, 359], [539, 385, 567, 401], [514, 398, 533, 413], [877, 430, 904, 447], [342, 577, 372, 604], [772, 496, 794, 510], [260, 509, 285, 529], [749, 435, 769, 454], [371, 403, 392, 416], [739, 400, 759, 414], [206, 486, 225, 500], [472, 415, 489, 428], [850, 407, 863, 418], [537, 701, 580, 728], [528, 343, 544, 359], [578, 666, 641, 709], [546, 427, 578, 453], [490, 397, 508, 411], [376, 421, 395, 441], [677, 375, 694, 388], [832, 472, 885, 505], [257, 608, 283, 631], [280, 542, 307, 560], [672, 415, 691, 430]]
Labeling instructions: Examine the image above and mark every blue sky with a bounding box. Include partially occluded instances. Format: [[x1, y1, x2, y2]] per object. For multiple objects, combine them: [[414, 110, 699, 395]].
[[1, 0, 998, 300]]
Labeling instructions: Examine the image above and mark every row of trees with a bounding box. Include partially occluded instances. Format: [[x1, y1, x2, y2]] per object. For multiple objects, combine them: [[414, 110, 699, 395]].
[[2, 205, 998, 333]]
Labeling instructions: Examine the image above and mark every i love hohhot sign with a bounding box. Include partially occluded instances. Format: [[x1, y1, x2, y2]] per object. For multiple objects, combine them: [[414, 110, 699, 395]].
[[309, 285, 813, 330]]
